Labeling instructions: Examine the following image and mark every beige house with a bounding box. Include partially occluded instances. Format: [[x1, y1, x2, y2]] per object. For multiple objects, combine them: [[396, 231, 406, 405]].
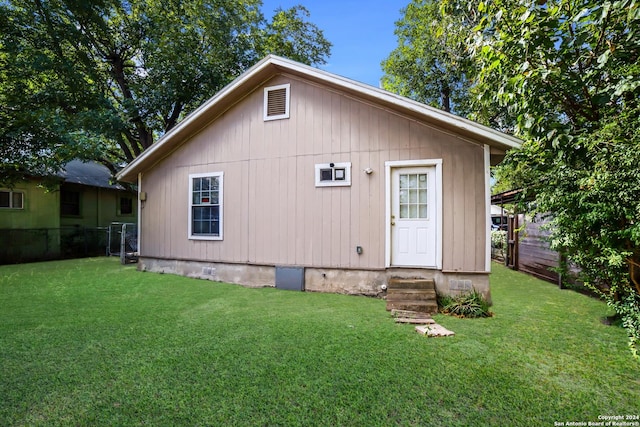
[[117, 55, 520, 299]]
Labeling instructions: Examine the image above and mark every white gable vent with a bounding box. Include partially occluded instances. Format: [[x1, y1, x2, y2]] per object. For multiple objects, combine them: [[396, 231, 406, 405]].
[[264, 83, 290, 121]]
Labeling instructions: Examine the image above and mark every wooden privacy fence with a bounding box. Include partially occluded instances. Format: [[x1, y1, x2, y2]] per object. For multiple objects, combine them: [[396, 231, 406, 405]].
[[506, 214, 563, 285], [492, 190, 575, 286], [503, 213, 583, 287]]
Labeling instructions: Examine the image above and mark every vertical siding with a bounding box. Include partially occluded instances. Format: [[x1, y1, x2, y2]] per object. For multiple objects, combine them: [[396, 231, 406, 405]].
[[141, 74, 487, 272]]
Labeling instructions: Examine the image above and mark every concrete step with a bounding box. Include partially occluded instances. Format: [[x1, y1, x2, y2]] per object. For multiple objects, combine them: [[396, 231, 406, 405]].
[[388, 278, 435, 290], [391, 309, 433, 319], [386, 300, 438, 314], [386, 288, 437, 301]]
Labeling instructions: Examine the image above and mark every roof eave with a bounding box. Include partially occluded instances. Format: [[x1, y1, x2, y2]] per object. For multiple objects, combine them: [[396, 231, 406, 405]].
[[267, 57, 521, 151], [117, 55, 521, 182], [117, 56, 280, 182]]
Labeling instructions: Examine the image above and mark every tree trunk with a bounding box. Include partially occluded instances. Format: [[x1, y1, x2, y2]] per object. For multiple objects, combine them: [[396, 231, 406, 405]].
[[440, 82, 451, 113]]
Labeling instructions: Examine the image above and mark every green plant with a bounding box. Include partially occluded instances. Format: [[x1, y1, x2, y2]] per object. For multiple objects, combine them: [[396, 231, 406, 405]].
[[474, 0, 640, 359], [1, 258, 639, 425], [490, 230, 507, 249], [590, 283, 640, 361], [438, 289, 493, 318]]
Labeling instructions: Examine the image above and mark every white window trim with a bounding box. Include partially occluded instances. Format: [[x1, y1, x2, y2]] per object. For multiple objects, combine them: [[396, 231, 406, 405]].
[[0, 189, 24, 210], [263, 83, 290, 121], [188, 172, 224, 241], [315, 162, 352, 187]]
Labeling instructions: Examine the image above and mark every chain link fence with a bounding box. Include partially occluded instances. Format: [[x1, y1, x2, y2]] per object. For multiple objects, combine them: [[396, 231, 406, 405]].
[[107, 223, 138, 264], [0, 227, 109, 265], [1, 224, 139, 265]]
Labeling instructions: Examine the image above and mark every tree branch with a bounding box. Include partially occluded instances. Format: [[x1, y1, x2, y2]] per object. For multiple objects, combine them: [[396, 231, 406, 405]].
[[164, 102, 184, 132], [107, 52, 153, 150]]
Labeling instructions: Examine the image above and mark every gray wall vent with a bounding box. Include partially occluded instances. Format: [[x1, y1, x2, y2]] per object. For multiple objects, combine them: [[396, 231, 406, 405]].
[[275, 266, 305, 291]]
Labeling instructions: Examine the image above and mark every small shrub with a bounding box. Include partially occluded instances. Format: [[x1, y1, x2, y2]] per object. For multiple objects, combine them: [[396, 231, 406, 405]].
[[491, 230, 507, 260], [438, 290, 493, 318], [490, 230, 507, 249], [592, 283, 640, 361]]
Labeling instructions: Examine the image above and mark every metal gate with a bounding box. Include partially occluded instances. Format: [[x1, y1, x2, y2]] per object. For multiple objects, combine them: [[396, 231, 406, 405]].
[[108, 222, 138, 264]]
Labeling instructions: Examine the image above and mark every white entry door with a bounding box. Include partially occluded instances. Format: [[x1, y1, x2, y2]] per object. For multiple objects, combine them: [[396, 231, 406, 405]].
[[391, 166, 438, 267]]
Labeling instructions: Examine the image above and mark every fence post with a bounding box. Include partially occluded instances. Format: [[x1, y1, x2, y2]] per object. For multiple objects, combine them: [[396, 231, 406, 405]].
[[105, 228, 109, 257], [120, 223, 126, 265]]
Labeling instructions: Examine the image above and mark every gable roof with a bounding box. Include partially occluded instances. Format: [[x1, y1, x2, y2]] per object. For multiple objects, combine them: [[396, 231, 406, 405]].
[[117, 55, 521, 183], [59, 160, 126, 190]]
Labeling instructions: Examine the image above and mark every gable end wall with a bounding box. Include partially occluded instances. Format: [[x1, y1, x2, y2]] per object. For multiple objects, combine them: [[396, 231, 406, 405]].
[[139, 74, 487, 273]]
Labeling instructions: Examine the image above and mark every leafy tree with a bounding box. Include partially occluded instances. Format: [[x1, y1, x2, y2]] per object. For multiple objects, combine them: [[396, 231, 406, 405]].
[[0, 0, 331, 185], [381, 0, 480, 116], [474, 0, 640, 358]]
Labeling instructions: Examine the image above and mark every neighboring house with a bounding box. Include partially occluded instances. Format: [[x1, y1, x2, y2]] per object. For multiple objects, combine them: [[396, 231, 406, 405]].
[[56, 160, 137, 228], [0, 160, 137, 263], [117, 55, 521, 299]]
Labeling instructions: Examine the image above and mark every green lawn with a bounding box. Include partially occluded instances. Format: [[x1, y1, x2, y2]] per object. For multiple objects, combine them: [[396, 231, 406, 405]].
[[1, 258, 638, 426]]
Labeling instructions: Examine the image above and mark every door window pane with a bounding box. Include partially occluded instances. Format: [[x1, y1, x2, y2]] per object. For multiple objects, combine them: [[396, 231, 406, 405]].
[[399, 173, 428, 219]]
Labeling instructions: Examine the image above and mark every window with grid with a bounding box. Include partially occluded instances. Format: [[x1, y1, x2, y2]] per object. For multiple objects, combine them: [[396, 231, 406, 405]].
[[61, 190, 80, 216], [0, 190, 23, 209], [189, 172, 223, 240], [119, 196, 133, 215], [399, 173, 428, 219]]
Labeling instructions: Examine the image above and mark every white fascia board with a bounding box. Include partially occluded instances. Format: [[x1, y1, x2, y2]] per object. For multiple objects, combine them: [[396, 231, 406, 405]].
[[118, 55, 521, 181], [117, 57, 278, 181], [268, 56, 522, 151]]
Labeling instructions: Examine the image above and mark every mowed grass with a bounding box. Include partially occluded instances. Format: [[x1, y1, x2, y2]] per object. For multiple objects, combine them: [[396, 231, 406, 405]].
[[1, 258, 638, 426]]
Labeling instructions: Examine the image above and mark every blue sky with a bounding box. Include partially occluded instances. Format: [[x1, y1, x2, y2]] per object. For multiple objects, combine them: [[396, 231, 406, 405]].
[[261, 1, 409, 87]]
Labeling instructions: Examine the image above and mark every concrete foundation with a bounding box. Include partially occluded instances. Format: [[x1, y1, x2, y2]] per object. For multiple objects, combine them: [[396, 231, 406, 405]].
[[138, 257, 491, 303]]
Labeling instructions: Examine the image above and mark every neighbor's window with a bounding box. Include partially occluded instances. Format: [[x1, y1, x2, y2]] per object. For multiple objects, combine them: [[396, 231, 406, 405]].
[[189, 172, 223, 240], [119, 196, 133, 215], [0, 190, 24, 209], [315, 162, 351, 187], [60, 190, 80, 216], [264, 83, 290, 121]]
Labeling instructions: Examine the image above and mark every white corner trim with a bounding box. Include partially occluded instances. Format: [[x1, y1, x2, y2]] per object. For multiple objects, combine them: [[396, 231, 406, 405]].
[[384, 163, 392, 267], [435, 161, 443, 270], [137, 173, 142, 255], [484, 144, 492, 273]]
